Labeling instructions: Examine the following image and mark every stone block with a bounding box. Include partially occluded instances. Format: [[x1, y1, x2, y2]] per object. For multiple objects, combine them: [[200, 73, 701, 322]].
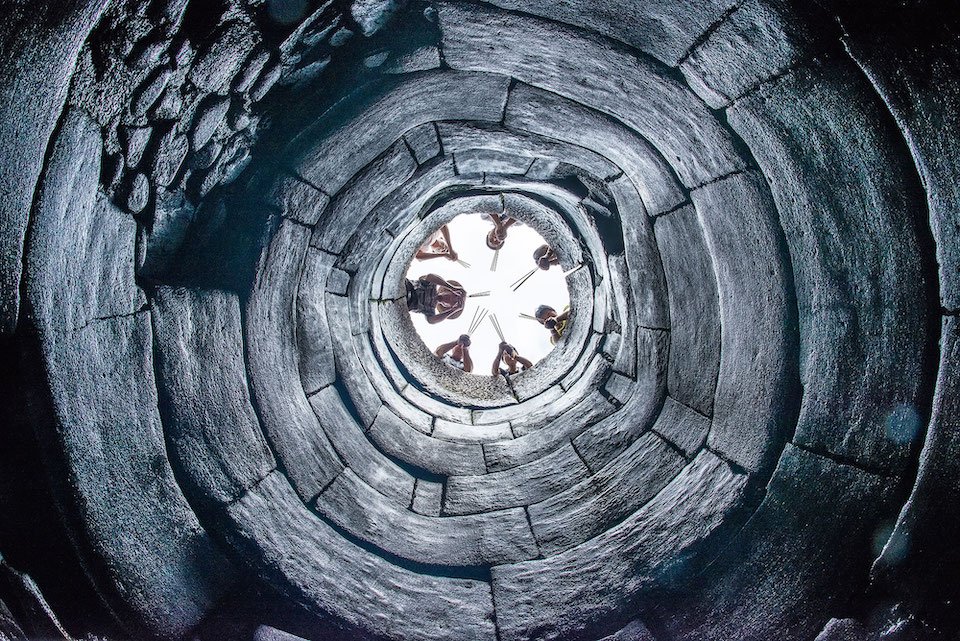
[[411, 479, 443, 517], [529, 432, 685, 555], [402, 122, 441, 165], [296, 248, 337, 394], [680, 0, 819, 108], [727, 60, 931, 473], [189, 21, 258, 93], [437, 121, 619, 180], [0, 0, 107, 335], [841, 17, 960, 310], [573, 328, 669, 470], [223, 472, 497, 641], [432, 419, 512, 443], [152, 287, 276, 507], [246, 221, 343, 502], [444, 442, 590, 515], [438, 2, 748, 188], [190, 94, 230, 151], [324, 294, 387, 429], [491, 451, 748, 641], [25, 313, 236, 638], [308, 386, 415, 505], [656, 445, 897, 641], [690, 172, 798, 473], [315, 469, 538, 566], [384, 46, 442, 75], [871, 318, 960, 597], [311, 139, 416, 254], [25, 108, 145, 335], [292, 70, 510, 194], [485, 390, 617, 471], [455, 149, 531, 176], [651, 396, 710, 457], [653, 205, 720, 417], [506, 83, 685, 217], [482, 0, 736, 66], [369, 407, 486, 476]]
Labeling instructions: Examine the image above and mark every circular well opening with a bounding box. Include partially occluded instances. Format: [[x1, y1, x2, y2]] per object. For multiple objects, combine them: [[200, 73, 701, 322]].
[[403, 211, 571, 378]]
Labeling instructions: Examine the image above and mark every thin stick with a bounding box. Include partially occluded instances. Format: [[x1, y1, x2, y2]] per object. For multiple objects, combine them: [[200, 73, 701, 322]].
[[467, 307, 480, 334], [456, 259, 472, 268], [562, 263, 584, 278], [489, 314, 505, 342], [490, 249, 500, 272], [510, 267, 537, 290], [512, 267, 538, 292], [470, 308, 489, 334], [519, 313, 539, 321], [468, 291, 491, 298]]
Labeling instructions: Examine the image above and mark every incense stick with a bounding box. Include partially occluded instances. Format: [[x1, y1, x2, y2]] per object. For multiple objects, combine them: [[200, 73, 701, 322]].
[[519, 312, 538, 321], [511, 267, 538, 292], [469, 308, 488, 334], [489, 314, 505, 342], [468, 291, 491, 298], [456, 259, 471, 268], [562, 263, 584, 278], [490, 249, 499, 272]]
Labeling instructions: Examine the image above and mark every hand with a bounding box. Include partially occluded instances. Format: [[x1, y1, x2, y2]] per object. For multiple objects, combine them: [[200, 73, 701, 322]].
[[447, 250, 458, 261]]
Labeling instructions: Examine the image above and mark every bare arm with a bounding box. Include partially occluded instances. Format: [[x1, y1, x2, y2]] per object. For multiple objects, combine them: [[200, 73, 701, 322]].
[[440, 225, 457, 260], [490, 349, 503, 376], [421, 273, 455, 289], [416, 249, 449, 260], [556, 309, 570, 323], [426, 307, 462, 324], [516, 355, 534, 370], [434, 340, 458, 356], [461, 347, 473, 373]]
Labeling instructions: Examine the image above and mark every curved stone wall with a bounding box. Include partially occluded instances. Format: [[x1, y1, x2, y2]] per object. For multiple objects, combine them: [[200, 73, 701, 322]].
[[0, 1, 958, 640]]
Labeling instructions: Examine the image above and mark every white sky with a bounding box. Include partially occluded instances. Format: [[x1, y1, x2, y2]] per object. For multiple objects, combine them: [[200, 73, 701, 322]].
[[405, 213, 571, 375]]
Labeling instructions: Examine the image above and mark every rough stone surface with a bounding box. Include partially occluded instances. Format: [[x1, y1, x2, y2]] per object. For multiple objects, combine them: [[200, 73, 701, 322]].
[[152, 287, 276, 507], [438, 2, 749, 188], [246, 220, 344, 502], [315, 469, 538, 566], [224, 471, 497, 641], [2, 2, 957, 639], [728, 60, 931, 473], [292, 70, 509, 194], [444, 443, 590, 515], [529, 432, 686, 555], [653, 205, 720, 416], [492, 452, 748, 641], [693, 171, 798, 473], [368, 407, 486, 476], [308, 386, 416, 505]]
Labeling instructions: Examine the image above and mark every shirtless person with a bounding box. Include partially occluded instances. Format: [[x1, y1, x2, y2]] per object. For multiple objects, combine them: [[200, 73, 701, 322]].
[[435, 335, 474, 373], [482, 212, 519, 250], [533, 244, 560, 270], [405, 273, 466, 324], [535, 304, 570, 344], [491, 342, 533, 377], [415, 224, 458, 262]]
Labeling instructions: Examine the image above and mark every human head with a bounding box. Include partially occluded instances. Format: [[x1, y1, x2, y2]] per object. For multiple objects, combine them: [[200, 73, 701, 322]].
[[458, 334, 471, 347], [535, 305, 556, 323], [486, 228, 505, 250], [499, 341, 516, 355], [533, 244, 552, 270]]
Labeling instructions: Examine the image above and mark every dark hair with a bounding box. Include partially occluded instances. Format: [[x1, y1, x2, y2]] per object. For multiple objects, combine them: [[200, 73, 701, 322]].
[[533, 245, 551, 270], [486, 229, 504, 250], [535, 305, 555, 320], [458, 334, 471, 346]]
